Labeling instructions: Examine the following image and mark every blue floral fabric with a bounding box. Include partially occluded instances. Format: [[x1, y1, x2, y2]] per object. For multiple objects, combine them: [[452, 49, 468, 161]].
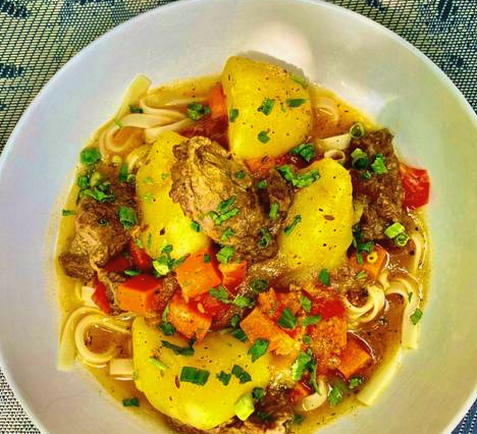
[[0, 0, 476, 433]]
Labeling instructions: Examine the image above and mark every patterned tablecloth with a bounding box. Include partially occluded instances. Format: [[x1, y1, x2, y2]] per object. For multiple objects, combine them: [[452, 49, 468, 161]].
[[0, 0, 476, 433]]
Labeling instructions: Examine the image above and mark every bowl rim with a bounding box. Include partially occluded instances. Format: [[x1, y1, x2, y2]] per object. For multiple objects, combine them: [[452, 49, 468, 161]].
[[0, 0, 476, 433]]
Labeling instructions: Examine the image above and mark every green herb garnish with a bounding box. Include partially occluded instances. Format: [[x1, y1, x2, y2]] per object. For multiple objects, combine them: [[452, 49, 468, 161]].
[[269, 202, 280, 220], [180, 366, 210, 385], [209, 286, 231, 303], [300, 295, 312, 313], [384, 222, 406, 239], [349, 122, 366, 138], [250, 279, 268, 293], [258, 131, 270, 143], [122, 397, 139, 407], [410, 308, 423, 325], [233, 296, 254, 309], [277, 165, 320, 188], [80, 147, 101, 166], [231, 364, 252, 383], [318, 269, 331, 286], [257, 180, 268, 189], [217, 371, 232, 386], [191, 221, 201, 232], [284, 215, 302, 235], [328, 380, 347, 406], [231, 328, 248, 342], [291, 352, 312, 381], [291, 143, 316, 162], [129, 104, 143, 113], [161, 340, 194, 356], [229, 108, 239, 122], [302, 315, 321, 326], [248, 339, 269, 362], [118, 206, 137, 230], [351, 148, 369, 170], [278, 308, 297, 329], [187, 102, 210, 121], [371, 153, 388, 175], [257, 227, 272, 248], [258, 98, 275, 115], [252, 387, 265, 401], [348, 376, 364, 389], [62, 209, 76, 216], [217, 245, 235, 264], [124, 269, 141, 277], [286, 98, 306, 107], [119, 164, 129, 182], [235, 170, 246, 179], [221, 228, 235, 242]]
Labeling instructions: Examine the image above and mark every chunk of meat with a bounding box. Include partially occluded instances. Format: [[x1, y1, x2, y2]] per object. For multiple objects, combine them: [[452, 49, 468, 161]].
[[58, 251, 94, 282], [348, 129, 408, 240], [170, 137, 286, 262]]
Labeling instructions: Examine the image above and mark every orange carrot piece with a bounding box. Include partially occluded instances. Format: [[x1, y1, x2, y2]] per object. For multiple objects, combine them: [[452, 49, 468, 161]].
[[175, 248, 222, 299], [167, 293, 212, 341], [240, 308, 299, 356], [219, 261, 247, 293], [117, 274, 162, 314], [337, 336, 372, 379], [350, 245, 388, 280], [208, 84, 227, 119]]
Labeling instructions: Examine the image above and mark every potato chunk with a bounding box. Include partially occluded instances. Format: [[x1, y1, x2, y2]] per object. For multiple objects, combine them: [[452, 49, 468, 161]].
[[222, 56, 312, 159], [136, 131, 209, 258], [133, 317, 271, 430], [278, 158, 353, 276]]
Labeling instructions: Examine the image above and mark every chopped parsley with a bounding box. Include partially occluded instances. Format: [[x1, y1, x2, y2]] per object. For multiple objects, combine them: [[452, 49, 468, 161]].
[[209, 286, 231, 303], [217, 245, 235, 264], [119, 164, 129, 182], [180, 366, 210, 385], [277, 165, 320, 188], [286, 98, 306, 107], [248, 338, 269, 362], [122, 397, 139, 407], [187, 102, 210, 121], [257, 227, 272, 248], [62, 209, 76, 216], [258, 98, 275, 115], [269, 202, 280, 220], [284, 215, 302, 235], [328, 380, 347, 406], [318, 268, 331, 286], [300, 295, 312, 313], [257, 130, 270, 143], [250, 279, 268, 293], [410, 308, 423, 325], [221, 228, 235, 242], [291, 352, 312, 381], [77, 174, 90, 189], [158, 321, 175, 336], [302, 315, 321, 326], [191, 221, 201, 232], [231, 328, 248, 342], [80, 147, 101, 166], [229, 108, 239, 122], [233, 295, 254, 309], [118, 206, 137, 230], [291, 143, 316, 162], [217, 371, 232, 386], [231, 364, 252, 383], [230, 314, 241, 328], [278, 308, 297, 329], [152, 245, 187, 276], [161, 340, 194, 356], [348, 376, 365, 389]]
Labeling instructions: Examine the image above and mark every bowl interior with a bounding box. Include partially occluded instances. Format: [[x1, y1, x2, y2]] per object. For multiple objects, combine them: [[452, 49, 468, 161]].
[[1, 0, 476, 433]]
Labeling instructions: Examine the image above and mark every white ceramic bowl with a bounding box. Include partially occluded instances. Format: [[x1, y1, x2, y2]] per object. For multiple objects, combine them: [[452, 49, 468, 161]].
[[1, 0, 476, 433]]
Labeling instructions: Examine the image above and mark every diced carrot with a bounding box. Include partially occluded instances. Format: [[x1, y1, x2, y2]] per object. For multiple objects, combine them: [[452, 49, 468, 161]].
[[208, 84, 227, 119], [257, 288, 281, 320], [117, 274, 163, 314], [350, 244, 388, 280], [168, 293, 212, 341], [240, 308, 299, 356], [103, 254, 132, 273], [337, 336, 372, 379], [175, 248, 222, 299], [129, 240, 152, 271], [92, 279, 112, 314], [219, 261, 247, 293]]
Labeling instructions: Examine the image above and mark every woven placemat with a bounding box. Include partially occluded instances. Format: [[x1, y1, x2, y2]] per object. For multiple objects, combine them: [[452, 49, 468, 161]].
[[0, 1, 476, 433]]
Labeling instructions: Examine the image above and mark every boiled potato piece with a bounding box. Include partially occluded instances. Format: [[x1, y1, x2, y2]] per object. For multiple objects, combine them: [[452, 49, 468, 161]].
[[136, 131, 209, 258], [133, 317, 271, 430], [278, 158, 353, 275], [222, 56, 312, 159]]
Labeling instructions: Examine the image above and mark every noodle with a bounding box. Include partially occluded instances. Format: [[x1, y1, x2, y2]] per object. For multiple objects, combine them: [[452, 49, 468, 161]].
[[125, 144, 151, 172], [315, 133, 351, 151], [300, 377, 328, 411], [315, 96, 340, 123], [345, 284, 386, 327], [323, 149, 346, 164]]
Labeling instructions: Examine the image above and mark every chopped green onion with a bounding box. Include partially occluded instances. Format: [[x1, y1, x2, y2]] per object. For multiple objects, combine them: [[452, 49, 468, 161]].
[[257, 227, 272, 248], [119, 164, 129, 182], [217, 371, 232, 386], [231, 328, 247, 342], [235, 170, 246, 179], [258, 98, 275, 116], [278, 308, 297, 329], [187, 103, 210, 121], [203, 253, 211, 263], [80, 147, 101, 166], [348, 376, 364, 389], [158, 321, 175, 336], [351, 148, 369, 170], [371, 153, 388, 174], [217, 246, 235, 264], [129, 105, 143, 113], [258, 131, 270, 143], [122, 397, 139, 407], [277, 165, 320, 188], [233, 296, 254, 309], [384, 222, 405, 239], [250, 279, 268, 293], [257, 180, 268, 189], [318, 268, 331, 286], [161, 340, 194, 356], [118, 206, 137, 230], [269, 202, 280, 220], [291, 352, 312, 381], [309, 360, 319, 394], [291, 143, 316, 162], [302, 315, 321, 326], [248, 338, 269, 362], [328, 381, 347, 406], [410, 308, 423, 325], [221, 227, 235, 242], [229, 108, 239, 122], [252, 387, 265, 401], [124, 269, 141, 276], [180, 366, 210, 385], [218, 196, 236, 212], [235, 393, 255, 421], [394, 232, 410, 247], [286, 98, 306, 107], [284, 215, 302, 235], [231, 364, 252, 383], [361, 170, 373, 180], [148, 357, 168, 370], [77, 174, 90, 189], [303, 335, 312, 345], [143, 176, 154, 184], [191, 221, 201, 232], [300, 295, 312, 313], [356, 252, 364, 265], [230, 314, 241, 328], [355, 270, 367, 280], [349, 122, 366, 139], [62, 209, 76, 216], [209, 286, 231, 303], [292, 414, 305, 425]]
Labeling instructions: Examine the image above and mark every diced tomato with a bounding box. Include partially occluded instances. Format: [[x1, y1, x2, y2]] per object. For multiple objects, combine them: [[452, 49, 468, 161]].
[[92, 279, 112, 314], [219, 261, 247, 293], [103, 254, 132, 273], [290, 381, 312, 404], [117, 274, 163, 314], [312, 297, 346, 320], [400, 163, 430, 210], [175, 248, 222, 299], [196, 291, 230, 319], [129, 241, 152, 271], [208, 84, 227, 119], [167, 293, 212, 341]]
